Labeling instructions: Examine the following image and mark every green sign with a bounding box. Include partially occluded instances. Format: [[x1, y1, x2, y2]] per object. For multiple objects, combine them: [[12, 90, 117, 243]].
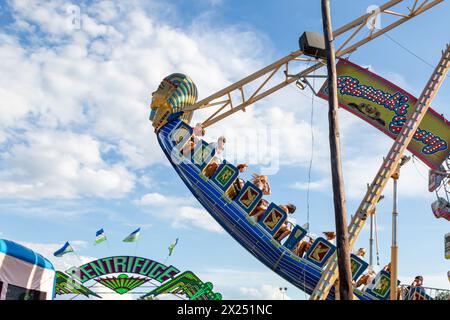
[[95, 274, 149, 295], [56, 256, 221, 300], [141, 271, 222, 301], [66, 256, 179, 284], [55, 271, 101, 298], [215, 165, 235, 187], [372, 274, 391, 297]]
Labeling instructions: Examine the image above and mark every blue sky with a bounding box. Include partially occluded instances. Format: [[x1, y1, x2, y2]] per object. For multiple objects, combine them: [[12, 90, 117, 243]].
[[0, 0, 449, 300]]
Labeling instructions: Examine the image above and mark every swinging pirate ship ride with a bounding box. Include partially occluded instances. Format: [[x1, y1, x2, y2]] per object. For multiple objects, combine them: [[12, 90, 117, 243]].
[[148, 0, 450, 300]]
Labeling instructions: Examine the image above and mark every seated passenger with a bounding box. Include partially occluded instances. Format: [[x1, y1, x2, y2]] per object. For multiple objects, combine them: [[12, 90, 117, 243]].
[[231, 178, 245, 198], [251, 173, 271, 195], [209, 135, 226, 156], [356, 248, 366, 260], [323, 231, 336, 244], [381, 262, 403, 298], [411, 275, 423, 287], [231, 163, 248, 199], [249, 173, 271, 220], [237, 163, 248, 173], [192, 123, 205, 143], [181, 137, 195, 158], [294, 236, 314, 257], [274, 204, 297, 242], [204, 136, 226, 178], [355, 266, 376, 291], [401, 275, 424, 300], [249, 199, 270, 221]]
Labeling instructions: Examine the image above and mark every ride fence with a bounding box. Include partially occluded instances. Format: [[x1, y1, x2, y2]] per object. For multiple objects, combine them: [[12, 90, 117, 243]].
[[398, 285, 450, 300]]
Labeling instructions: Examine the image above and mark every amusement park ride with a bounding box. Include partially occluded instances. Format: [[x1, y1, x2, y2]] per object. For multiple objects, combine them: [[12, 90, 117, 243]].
[[149, 0, 450, 300]]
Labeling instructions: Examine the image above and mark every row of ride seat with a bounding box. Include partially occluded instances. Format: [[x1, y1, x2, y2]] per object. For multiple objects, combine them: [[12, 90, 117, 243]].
[[170, 122, 311, 250], [168, 121, 413, 300]]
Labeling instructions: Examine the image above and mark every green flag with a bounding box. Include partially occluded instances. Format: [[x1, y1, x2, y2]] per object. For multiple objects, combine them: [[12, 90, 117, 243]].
[[123, 228, 141, 243], [94, 228, 107, 245], [168, 238, 179, 256]]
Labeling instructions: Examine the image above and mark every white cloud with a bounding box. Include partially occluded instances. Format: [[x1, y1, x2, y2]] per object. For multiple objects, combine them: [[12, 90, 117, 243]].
[[138, 193, 167, 204], [86, 1, 121, 24], [0, 0, 278, 201], [341, 151, 434, 201], [4, 0, 430, 204], [291, 178, 329, 191], [171, 206, 224, 233], [198, 267, 306, 300], [0, 130, 135, 199], [135, 192, 223, 233], [135, 192, 194, 207], [17, 240, 95, 271], [9, 1, 71, 35], [239, 284, 292, 300], [0, 0, 445, 203], [0, 199, 107, 220]]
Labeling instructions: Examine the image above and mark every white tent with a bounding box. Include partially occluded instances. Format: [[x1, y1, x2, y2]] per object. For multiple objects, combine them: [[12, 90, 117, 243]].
[[0, 239, 55, 300]]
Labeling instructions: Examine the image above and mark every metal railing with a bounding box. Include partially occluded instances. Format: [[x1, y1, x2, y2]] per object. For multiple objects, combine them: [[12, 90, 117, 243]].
[[399, 285, 450, 300]]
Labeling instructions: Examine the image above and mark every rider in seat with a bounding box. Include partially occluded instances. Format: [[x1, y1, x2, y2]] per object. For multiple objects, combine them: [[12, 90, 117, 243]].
[[356, 248, 366, 260], [249, 173, 271, 221], [251, 173, 271, 195], [355, 266, 377, 291], [294, 236, 314, 258], [229, 164, 249, 199], [323, 231, 336, 244], [411, 275, 423, 287], [192, 123, 205, 143], [181, 137, 195, 158], [273, 204, 297, 242], [204, 136, 226, 178]]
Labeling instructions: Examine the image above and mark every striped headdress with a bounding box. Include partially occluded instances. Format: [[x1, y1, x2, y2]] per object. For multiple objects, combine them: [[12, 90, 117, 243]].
[[164, 73, 198, 124]]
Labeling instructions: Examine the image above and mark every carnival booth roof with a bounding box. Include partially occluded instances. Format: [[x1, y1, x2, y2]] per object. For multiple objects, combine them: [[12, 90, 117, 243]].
[[0, 239, 56, 300], [0, 239, 54, 270]]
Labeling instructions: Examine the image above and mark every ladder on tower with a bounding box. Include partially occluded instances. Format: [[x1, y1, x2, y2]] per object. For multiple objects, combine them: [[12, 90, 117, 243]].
[[310, 43, 450, 300]]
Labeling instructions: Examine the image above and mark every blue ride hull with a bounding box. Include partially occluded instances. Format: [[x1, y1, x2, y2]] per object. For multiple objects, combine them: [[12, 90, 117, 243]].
[[157, 120, 377, 300]]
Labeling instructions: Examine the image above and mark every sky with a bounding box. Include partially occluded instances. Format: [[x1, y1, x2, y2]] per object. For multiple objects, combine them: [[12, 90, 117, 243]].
[[0, 0, 449, 300]]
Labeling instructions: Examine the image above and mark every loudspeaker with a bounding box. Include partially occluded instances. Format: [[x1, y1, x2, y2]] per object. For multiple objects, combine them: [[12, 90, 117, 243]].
[[299, 32, 327, 59]]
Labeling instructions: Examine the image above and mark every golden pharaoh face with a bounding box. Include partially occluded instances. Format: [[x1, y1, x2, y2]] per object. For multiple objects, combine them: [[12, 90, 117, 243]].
[[151, 80, 176, 109], [149, 73, 198, 132]]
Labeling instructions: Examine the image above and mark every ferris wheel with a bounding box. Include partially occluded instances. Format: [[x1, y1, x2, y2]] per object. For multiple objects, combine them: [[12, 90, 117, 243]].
[[430, 158, 450, 220]]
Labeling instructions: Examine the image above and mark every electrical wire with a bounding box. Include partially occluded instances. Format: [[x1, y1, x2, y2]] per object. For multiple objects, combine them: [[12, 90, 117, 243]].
[[411, 155, 428, 181], [298, 60, 313, 300], [306, 70, 316, 232], [383, 33, 448, 78], [343, 29, 371, 62]]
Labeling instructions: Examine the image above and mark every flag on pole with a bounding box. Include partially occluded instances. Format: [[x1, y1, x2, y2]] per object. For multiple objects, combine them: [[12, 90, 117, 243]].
[[123, 228, 141, 243], [53, 241, 74, 257], [168, 238, 179, 256], [94, 228, 107, 245]]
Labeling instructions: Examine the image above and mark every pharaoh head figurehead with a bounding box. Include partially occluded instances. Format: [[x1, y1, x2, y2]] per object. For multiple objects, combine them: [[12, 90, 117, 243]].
[[150, 73, 198, 132]]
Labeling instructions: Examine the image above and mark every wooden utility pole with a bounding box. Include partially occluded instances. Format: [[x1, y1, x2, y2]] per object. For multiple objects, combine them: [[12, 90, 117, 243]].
[[321, 0, 353, 300], [390, 156, 409, 300], [390, 169, 400, 300]]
